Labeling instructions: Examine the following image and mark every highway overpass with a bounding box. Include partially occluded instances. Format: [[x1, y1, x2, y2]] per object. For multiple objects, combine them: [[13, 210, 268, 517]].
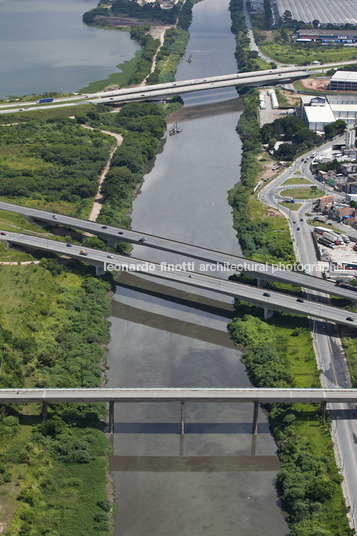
[[1, 201, 357, 302], [1, 231, 357, 327]]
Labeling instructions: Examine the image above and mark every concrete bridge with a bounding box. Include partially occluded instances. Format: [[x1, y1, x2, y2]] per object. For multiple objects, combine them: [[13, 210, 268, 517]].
[[2, 231, 357, 327], [3, 387, 356, 435], [1, 200, 357, 303]]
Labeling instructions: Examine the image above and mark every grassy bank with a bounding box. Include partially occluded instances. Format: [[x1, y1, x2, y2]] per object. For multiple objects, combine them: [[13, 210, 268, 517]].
[[228, 4, 353, 534], [0, 263, 113, 535]]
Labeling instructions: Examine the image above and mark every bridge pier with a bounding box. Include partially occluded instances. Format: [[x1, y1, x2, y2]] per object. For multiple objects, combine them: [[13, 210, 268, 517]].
[[95, 264, 105, 276], [41, 401, 48, 422], [108, 240, 118, 249], [180, 401, 185, 435], [256, 279, 267, 288], [252, 401, 259, 435], [109, 401, 115, 435], [264, 308, 274, 320], [321, 401, 327, 420]]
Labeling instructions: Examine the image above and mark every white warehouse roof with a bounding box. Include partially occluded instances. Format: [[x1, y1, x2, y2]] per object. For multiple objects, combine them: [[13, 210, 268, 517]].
[[276, 0, 357, 24], [331, 71, 357, 83], [304, 105, 335, 124]]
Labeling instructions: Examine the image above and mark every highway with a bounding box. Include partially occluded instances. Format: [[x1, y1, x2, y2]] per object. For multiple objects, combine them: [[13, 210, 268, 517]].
[[2, 231, 357, 327], [1, 200, 357, 302], [260, 143, 357, 530], [1, 387, 357, 403]]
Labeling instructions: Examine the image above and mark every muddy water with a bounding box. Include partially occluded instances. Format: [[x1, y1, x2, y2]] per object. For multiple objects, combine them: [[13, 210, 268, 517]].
[[106, 0, 289, 534]]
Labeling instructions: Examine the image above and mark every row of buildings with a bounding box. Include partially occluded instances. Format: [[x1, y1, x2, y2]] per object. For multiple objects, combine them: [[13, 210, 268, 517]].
[[315, 195, 357, 224]]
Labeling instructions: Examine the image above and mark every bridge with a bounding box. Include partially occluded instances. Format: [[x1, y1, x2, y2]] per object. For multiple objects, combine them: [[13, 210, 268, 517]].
[[1, 200, 357, 302], [3, 387, 356, 435], [0, 66, 312, 114], [1, 231, 357, 327]]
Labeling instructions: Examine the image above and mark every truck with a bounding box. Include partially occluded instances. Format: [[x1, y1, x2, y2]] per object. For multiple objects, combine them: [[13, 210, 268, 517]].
[[322, 231, 338, 242], [283, 197, 295, 203], [38, 98, 53, 103], [79, 249, 88, 256], [318, 238, 335, 249], [341, 234, 350, 243]]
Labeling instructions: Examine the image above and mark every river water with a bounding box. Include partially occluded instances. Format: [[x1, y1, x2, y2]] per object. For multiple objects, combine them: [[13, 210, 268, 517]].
[[106, 0, 289, 535], [0, 0, 139, 98]]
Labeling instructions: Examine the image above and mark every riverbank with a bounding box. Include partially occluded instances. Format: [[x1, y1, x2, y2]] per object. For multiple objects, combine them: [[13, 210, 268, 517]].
[[227, 3, 353, 534]]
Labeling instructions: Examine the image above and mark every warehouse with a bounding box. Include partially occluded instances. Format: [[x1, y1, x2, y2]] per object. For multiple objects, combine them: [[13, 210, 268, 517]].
[[299, 96, 335, 132], [296, 29, 357, 43], [275, 0, 357, 25], [330, 71, 357, 92]]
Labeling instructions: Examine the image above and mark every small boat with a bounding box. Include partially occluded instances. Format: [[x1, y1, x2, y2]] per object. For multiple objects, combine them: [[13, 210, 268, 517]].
[[169, 122, 182, 136]]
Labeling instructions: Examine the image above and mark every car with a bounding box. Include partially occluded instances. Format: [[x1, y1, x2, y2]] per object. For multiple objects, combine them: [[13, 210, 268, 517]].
[[293, 221, 296, 224], [141, 94, 145, 97], [346, 317, 354, 322], [19, 108, 24, 111], [101, 225, 107, 229], [66, 243, 73, 247], [138, 237, 146, 242], [118, 231, 123, 235], [52, 215, 58, 220], [0, 231, 6, 236], [107, 254, 114, 259], [296, 298, 304, 303], [300, 218, 303, 222], [263, 292, 271, 297], [296, 227, 300, 231]]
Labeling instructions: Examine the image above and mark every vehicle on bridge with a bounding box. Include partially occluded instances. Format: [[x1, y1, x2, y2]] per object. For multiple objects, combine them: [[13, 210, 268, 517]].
[[38, 98, 53, 103]]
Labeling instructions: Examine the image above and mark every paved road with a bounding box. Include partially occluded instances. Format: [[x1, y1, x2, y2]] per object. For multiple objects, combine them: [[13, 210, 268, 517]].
[[1, 200, 357, 302], [1, 387, 357, 403], [2, 231, 357, 327], [260, 142, 357, 530]]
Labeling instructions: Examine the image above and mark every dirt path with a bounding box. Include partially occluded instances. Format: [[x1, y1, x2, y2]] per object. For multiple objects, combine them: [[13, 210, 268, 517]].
[[142, 25, 171, 84], [81, 125, 123, 221]]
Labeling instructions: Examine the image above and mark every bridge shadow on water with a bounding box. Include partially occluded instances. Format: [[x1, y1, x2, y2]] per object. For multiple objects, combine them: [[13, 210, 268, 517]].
[[113, 422, 270, 434]]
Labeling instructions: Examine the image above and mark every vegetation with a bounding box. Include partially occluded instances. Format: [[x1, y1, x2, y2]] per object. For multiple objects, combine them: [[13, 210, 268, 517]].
[[83, 0, 178, 26], [127, 26, 159, 85], [282, 178, 312, 185], [280, 187, 325, 199], [229, 0, 271, 72], [228, 90, 295, 263], [0, 119, 114, 216], [261, 115, 320, 156], [229, 3, 352, 534], [0, 264, 113, 535], [228, 311, 352, 535], [147, 27, 190, 84]]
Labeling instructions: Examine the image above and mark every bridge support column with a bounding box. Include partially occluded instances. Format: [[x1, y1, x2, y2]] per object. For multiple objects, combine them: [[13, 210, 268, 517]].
[[180, 401, 185, 435], [263, 308, 274, 320], [108, 240, 118, 249], [252, 401, 259, 435], [321, 401, 327, 420], [95, 265, 105, 276], [109, 401, 115, 435], [41, 402, 48, 422], [256, 279, 266, 288]]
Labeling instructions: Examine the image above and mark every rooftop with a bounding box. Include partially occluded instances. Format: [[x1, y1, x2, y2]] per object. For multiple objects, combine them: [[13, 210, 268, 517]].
[[331, 71, 357, 83]]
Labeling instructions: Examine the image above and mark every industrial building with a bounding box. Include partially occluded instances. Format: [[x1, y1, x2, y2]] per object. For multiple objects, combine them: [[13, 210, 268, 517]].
[[296, 29, 357, 44], [330, 71, 357, 92], [299, 94, 357, 132], [274, 0, 357, 25]]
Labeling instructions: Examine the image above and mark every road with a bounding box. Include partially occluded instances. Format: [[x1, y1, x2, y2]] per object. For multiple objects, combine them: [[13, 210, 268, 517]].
[[1, 387, 357, 403], [260, 141, 357, 530], [1, 200, 357, 302], [2, 231, 357, 327]]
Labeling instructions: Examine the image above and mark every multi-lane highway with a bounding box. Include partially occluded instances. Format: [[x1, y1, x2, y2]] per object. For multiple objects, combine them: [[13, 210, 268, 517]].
[[1, 200, 357, 302], [1, 230, 357, 327], [260, 142, 357, 530]]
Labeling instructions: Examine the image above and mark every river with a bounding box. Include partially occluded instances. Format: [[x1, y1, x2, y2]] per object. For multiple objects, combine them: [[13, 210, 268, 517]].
[[106, 0, 289, 535], [0, 0, 139, 98]]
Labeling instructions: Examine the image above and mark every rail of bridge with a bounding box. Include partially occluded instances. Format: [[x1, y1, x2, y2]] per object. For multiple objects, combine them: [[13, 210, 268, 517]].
[[3, 388, 356, 435], [1, 200, 356, 303]]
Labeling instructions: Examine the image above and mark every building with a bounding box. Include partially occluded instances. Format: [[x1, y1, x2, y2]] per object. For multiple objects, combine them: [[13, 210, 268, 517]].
[[296, 29, 357, 44], [330, 71, 357, 92], [317, 195, 334, 210], [299, 96, 335, 132], [346, 127, 356, 149], [275, 0, 357, 25]]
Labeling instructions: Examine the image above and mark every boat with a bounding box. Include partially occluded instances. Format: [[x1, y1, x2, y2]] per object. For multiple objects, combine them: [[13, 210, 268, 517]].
[[169, 122, 182, 136]]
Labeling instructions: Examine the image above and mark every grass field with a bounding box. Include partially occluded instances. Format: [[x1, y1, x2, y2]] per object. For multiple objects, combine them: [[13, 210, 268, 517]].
[[280, 187, 325, 199], [282, 177, 312, 185]]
